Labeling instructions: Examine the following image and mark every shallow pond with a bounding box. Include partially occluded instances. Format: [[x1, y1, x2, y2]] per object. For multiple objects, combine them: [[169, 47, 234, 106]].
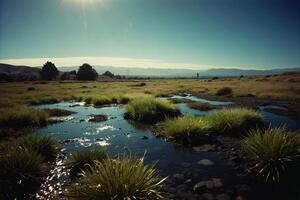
[[34, 96, 300, 199]]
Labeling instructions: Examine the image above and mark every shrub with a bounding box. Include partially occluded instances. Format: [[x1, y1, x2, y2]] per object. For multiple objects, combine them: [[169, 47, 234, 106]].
[[40, 61, 58, 80], [0, 148, 44, 199], [76, 63, 98, 81], [0, 106, 48, 128], [216, 87, 233, 96], [67, 155, 166, 200], [66, 148, 107, 176], [124, 97, 180, 123], [241, 127, 300, 183], [21, 135, 58, 160]]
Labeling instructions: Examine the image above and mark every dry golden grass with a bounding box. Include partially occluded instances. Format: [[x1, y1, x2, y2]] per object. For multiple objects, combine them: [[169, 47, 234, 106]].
[[0, 73, 299, 106]]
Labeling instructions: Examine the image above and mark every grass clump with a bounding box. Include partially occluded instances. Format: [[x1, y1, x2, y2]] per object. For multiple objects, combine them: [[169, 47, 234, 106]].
[[93, 96, 113, 106], [21, 135, 58, 160], [159, 108, 263, 142], [159, 115, 210, 144], [0, 105, 48, 128], [67, 155, 166, 200], [205, 108, 263, 136], [0, 148, 44, 199], [241, 127, 300, 183], [216, 87, 233, 96], [124, 97, 180, 123], [66, 147, 107, 176]]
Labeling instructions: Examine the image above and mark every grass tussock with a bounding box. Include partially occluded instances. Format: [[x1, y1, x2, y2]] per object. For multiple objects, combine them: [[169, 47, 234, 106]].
[[160, 108, 263, 142], [124, 97, 180, 123], [159, 115, 210, 144], [204, 108, 263, 136], [66, 148, 107, 176], [0, 105, 48, 128], [67, 155, 166, 200], [84, 95, 133, 106], [0, 147, 44, 199], [216, 87, 233, 96], [21, 135, 58, 160], [242, 127, 300, 183], [0, 135, 58, 198]]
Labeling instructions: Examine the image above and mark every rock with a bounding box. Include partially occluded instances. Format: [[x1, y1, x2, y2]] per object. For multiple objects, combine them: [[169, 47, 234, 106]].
[[202, 193, 214, 200], [205, 180, 214, 189], [185, 179, 192, 183], [212, 178, 223, 188], [79, 119, 85, 122], [216, 193, 231, 200], [198, 159, 215, 166], [193, 181, 206, 193], [88, 114, 108, 122], [141, 136, 148, 140], [173, 173, 185, 181], [193, 144, 216, 152]]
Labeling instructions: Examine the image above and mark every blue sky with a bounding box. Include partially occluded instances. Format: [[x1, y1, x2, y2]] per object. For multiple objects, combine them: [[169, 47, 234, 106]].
[[0, 0, 300, 69]]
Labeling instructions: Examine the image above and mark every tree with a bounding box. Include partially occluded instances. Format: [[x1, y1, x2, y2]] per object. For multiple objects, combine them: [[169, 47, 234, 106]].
[[76, 63, 98, 80], [102, 71, 114, 78], [40, 61, 58, 80]]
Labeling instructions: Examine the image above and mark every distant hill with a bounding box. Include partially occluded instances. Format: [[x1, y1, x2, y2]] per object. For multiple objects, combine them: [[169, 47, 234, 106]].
[[59, 65, 300, 78], [1, 63, 300, 80]]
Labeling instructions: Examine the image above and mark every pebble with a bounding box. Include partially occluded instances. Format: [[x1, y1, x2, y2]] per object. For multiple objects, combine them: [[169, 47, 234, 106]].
[[198, 159, 215, 166]]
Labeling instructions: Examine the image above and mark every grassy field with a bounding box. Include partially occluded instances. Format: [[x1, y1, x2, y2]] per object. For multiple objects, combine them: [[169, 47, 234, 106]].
[[0, 73, 299, 107]]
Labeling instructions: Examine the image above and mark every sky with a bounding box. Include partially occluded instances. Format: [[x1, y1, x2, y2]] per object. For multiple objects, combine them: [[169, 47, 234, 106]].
[[0, 0, 300, 70]]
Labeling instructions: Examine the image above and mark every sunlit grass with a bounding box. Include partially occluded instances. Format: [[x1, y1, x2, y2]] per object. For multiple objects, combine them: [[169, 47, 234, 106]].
[[159, 108, 263, 142], [0, 105, 48, 128], [124, 97, 180, 123], [67, 154, 167, 200], [241, 127, 300, 183]]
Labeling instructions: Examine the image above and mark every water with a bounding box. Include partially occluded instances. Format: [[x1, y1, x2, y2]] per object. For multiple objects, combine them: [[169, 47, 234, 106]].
[[170, 94, 233, 106], [34, 96, 300, 199], [35, 102, 237, 178]]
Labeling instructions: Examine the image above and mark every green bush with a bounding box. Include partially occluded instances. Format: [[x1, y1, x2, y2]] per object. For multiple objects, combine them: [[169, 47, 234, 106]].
[[66, 148, 107, 176], [0, 148, 44, 199], [67, 155, 166, 200], [124, 97, 180, 123], [241, 127, 300, 183], [0, 105, 48, 128]]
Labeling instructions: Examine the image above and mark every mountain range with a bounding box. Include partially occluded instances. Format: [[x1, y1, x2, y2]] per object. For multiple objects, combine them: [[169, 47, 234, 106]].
[[1, 63, 300, 78]]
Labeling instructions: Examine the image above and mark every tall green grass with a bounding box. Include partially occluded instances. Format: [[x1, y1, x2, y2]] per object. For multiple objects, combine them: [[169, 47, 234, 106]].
[[242, 127, 300, 183], [0, 105, 48, 128], [67, 155, 166, 200], [66, 147, 107, 176], [204, 108, 263, 136], [0, 147, 44, 199], [160, 108, 263, 142], [124, 97, 180, 123], [21, 135, 58, 160], [159, 115, 210, 143]]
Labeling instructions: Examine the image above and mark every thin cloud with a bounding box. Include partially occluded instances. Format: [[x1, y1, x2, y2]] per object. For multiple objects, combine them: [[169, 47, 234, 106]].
[[0, 56, 241, 70]]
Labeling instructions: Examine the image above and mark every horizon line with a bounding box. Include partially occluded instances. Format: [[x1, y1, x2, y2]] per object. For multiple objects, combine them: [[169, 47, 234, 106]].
[[0, 56, 293, 70]]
